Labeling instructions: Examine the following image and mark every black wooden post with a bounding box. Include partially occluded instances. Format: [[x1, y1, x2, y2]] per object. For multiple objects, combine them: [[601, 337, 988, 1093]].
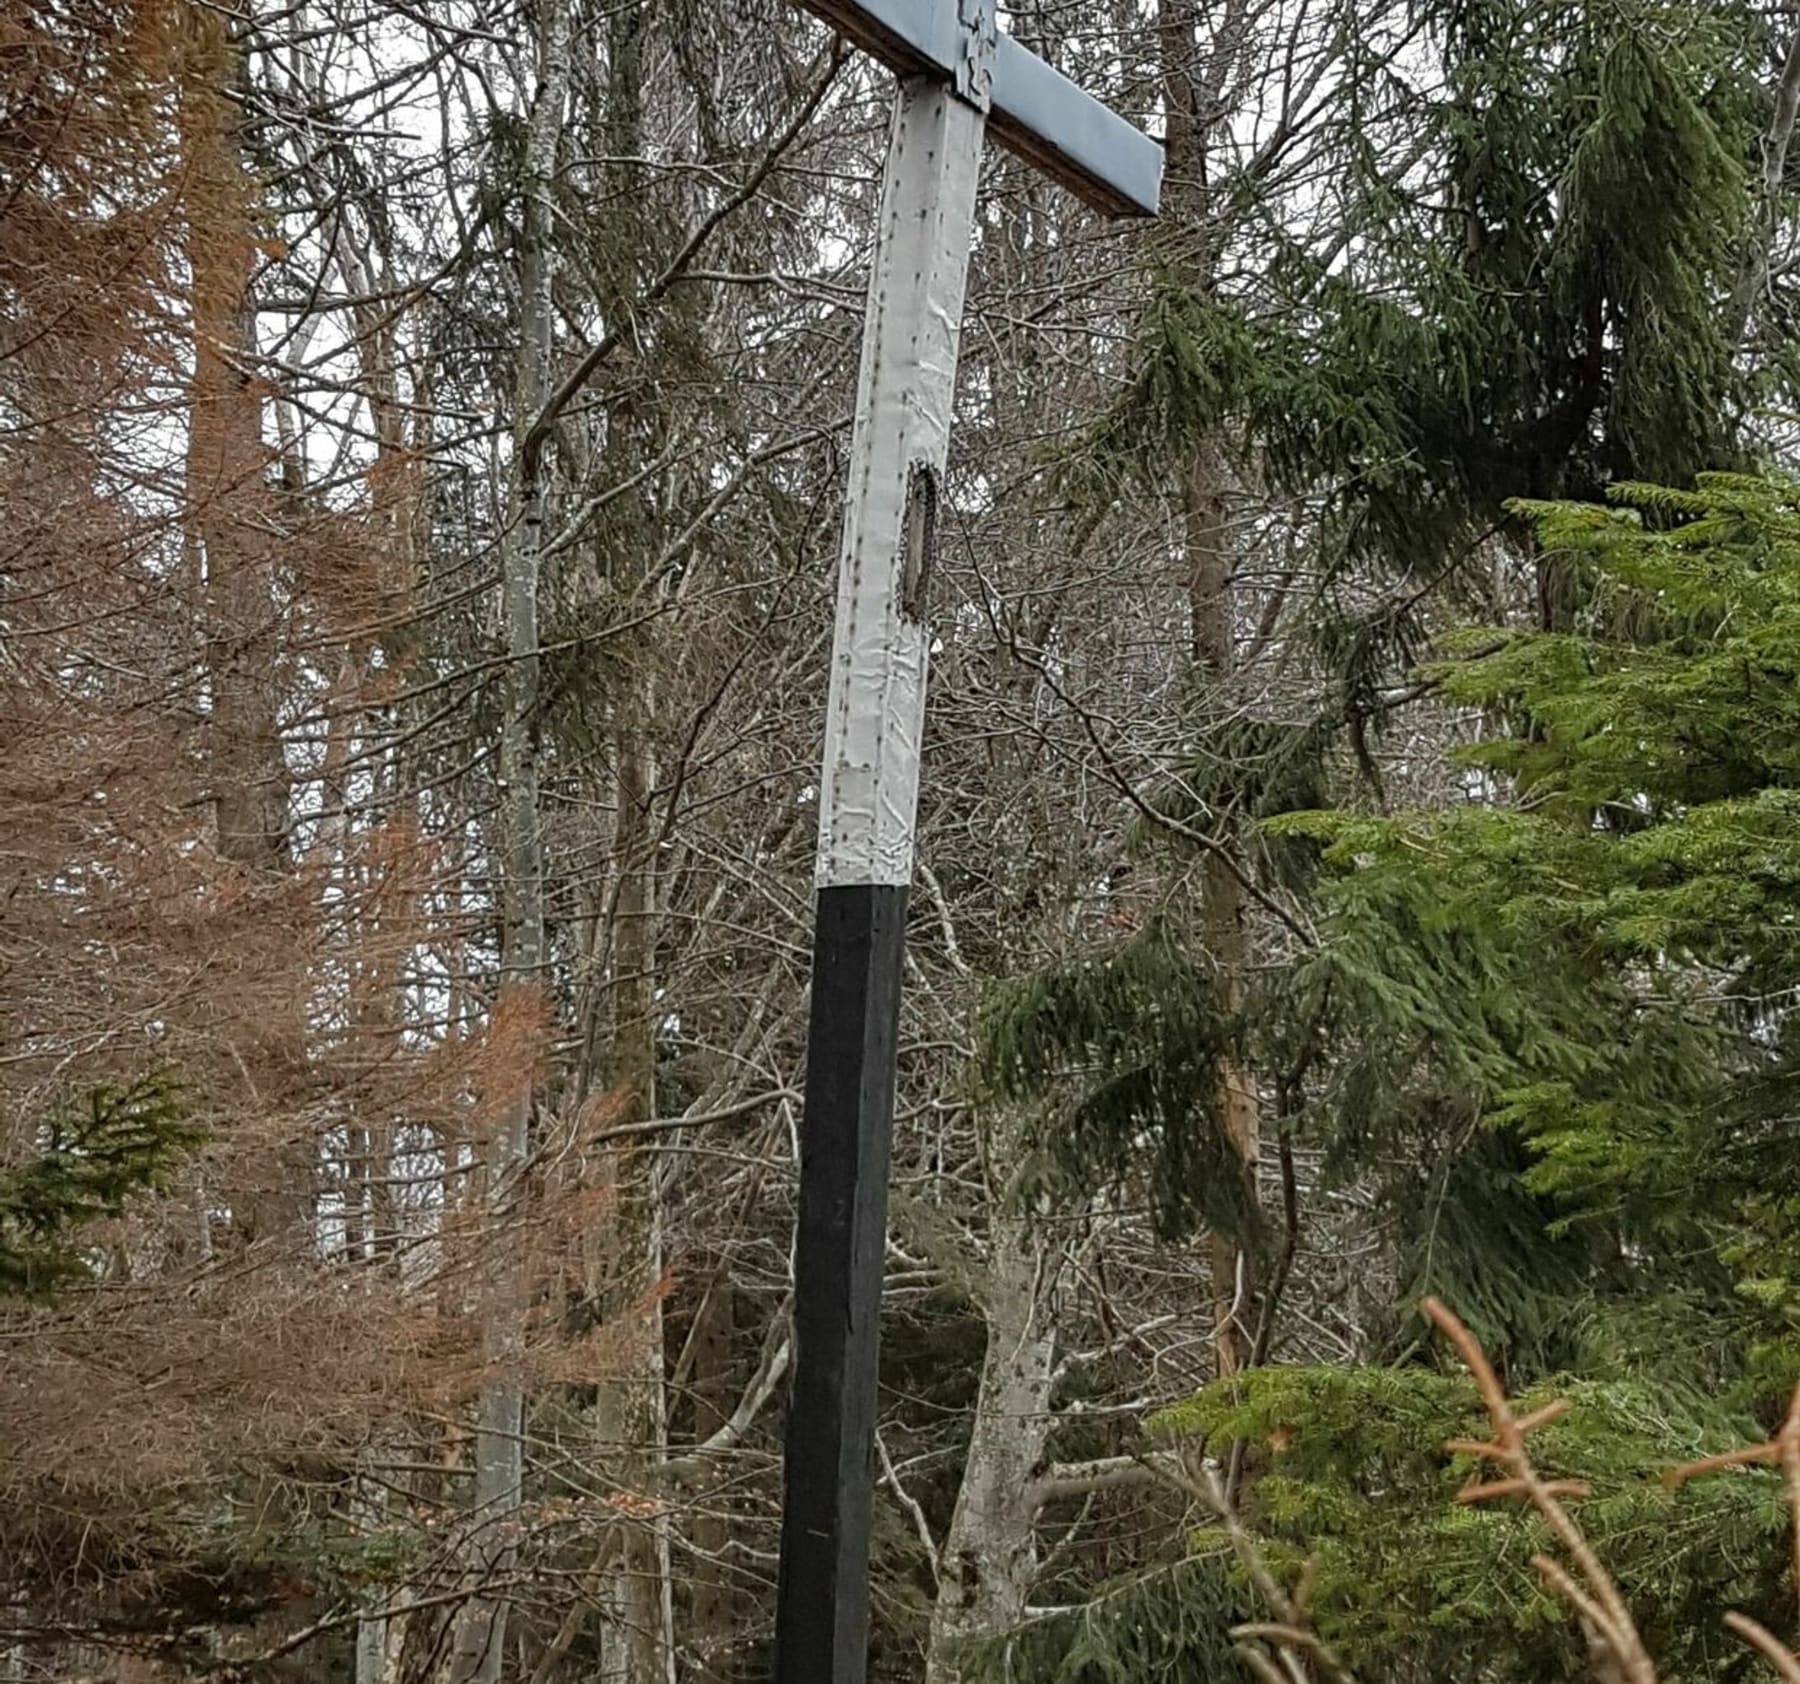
[[772, 61, 987, 1684], [774, 885, 908, 1677]]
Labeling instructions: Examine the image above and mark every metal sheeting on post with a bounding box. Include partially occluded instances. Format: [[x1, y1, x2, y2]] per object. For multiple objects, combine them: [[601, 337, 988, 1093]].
[[792, 0, 1161, 215], [813, 76, 982, 890], [772, 2, 1162, 1677]]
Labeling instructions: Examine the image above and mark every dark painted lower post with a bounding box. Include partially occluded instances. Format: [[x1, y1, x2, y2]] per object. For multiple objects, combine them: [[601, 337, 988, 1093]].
[[773, 884, 908, 1683]]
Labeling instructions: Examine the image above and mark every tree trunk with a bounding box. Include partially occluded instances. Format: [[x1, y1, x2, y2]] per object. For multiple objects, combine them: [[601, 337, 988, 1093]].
[[925, 1213, 1060, 1684], [688, 1282, 740, 1683], [592, 642, 676, 1684], [582, 11, 675, 1675], [178, 1, 311, 1251], [451, 3, 571, 1677], [1188, 431, 1260, 1379], [354, 1464, 394, 1684], [181, 15, 286, 888], [1160, 0, 1261, 1380], [176, 19, 318, 1650]]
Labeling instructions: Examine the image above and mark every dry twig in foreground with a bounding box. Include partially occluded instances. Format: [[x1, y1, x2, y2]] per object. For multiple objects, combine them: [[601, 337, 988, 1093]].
[[1668, 1381, 1800, 1681], [1422, 1295, 1660, 1684], [1185, 1462, 1357, 1684]]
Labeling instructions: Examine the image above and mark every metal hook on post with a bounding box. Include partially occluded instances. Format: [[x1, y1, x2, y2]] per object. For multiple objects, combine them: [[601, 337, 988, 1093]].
[[954, 0, 996, 112]]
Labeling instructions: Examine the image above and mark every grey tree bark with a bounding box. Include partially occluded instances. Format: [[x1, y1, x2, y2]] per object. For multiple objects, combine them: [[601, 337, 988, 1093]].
[[925, 1208, 1061, 1684], [591, 636, 676, 1684], [1159, 0, 1262, 1381], [452, 2, 572, 1676]]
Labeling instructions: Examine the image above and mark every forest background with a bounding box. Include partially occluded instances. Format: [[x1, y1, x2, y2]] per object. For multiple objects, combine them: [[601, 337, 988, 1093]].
[[8, 1, 1800, 1681]]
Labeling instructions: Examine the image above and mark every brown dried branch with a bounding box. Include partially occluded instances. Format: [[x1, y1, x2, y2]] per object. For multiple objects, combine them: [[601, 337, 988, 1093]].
[[1232, 1644, 1295, 1684], [1422, 1296, 1659, 1684], [1726, 1614, 1800, 1684], [1668, 1383, 1800, 1678], [1670, 1385, 1800, 1590], [1458, 1478, 1593, 1504], [1430, 1301, 1800, 1684], [1194, 1463, 1357, 1684]]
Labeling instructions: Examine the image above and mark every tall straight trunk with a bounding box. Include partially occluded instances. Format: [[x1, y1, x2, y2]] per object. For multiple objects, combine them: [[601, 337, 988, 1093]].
[[1159, 0, 1261, 1379], [925, 1212, 1060, 1684], [687, 1283, 739, 1682], [327, 203, 420, 1684], [4, 1595, 24, 1684], [1186, 434, 1260, 1379], [452, 3, 571, 1678], [593, 643, 675, 1684], [586, 11, 673, 1677], [177, 12, 318, 1659], [355, 1466, 394, 1684], [179, 6, 296, 1211], [924, 60, 1083, 1657], [181, 8, 286, 892]]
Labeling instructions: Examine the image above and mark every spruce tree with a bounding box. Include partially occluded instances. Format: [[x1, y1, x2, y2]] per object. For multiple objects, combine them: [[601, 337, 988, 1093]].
[[1, 1073, 194, 1298], [974, 4, 1800, 1667], [988, 0, 1790, 1333], [971, 468, 1800, 1682]]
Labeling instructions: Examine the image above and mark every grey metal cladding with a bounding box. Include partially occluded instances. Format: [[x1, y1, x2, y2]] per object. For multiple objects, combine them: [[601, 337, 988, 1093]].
[[790, 0, 959, 80], [989, 36, 1160, 217], [789, 0, 1163, 218]]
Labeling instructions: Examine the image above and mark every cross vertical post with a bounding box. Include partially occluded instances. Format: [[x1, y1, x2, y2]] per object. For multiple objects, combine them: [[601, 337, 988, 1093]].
[[773, 7, 1160, 1681], [774, 56, 988, 1684]]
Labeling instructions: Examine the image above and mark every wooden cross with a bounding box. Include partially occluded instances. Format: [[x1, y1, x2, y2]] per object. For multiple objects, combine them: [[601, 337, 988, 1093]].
[[774, 8, 1161, 1680]]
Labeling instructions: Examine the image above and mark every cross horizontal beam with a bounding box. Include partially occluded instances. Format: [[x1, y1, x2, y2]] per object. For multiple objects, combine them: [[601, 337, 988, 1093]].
[[795, 0, 1162, 216]]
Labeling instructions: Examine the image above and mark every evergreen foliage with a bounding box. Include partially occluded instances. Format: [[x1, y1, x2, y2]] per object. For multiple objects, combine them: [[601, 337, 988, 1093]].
[[978, 473, 1800, 1676], [978, 918, 1253, 1244], [974, 682, 1333, 1244], [1279, 474, 1800, 1365], [971, 1367, 1787, 1684], [966, 1556, 1244, 1684], [1083, 2, 1767, 653], [999, 0, 1788, 1295], [1, 1072, 194, 1297], [1159, 1366, 1787, 1683]]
